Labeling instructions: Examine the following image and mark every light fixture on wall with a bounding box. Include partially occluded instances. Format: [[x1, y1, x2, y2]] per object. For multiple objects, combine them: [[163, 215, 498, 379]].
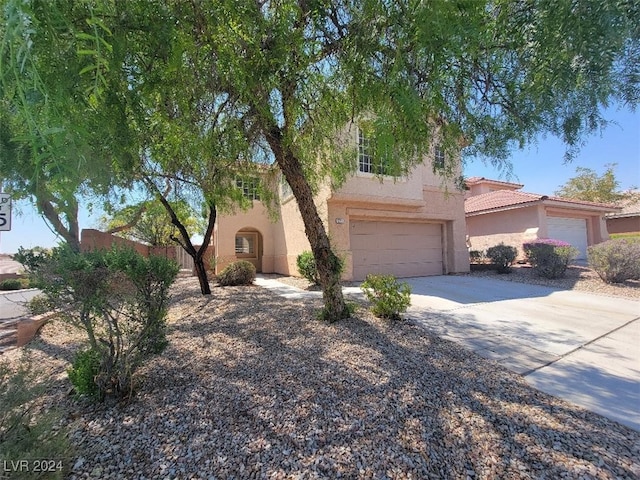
[[335, 218, 345, 224]]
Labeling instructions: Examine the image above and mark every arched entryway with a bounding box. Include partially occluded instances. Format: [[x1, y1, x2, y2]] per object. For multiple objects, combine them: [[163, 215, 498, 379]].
[[234, 228, 263, 273]]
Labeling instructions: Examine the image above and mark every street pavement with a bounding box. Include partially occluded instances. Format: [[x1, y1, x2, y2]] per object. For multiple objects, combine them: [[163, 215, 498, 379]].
[[255, 274, 640, 432]]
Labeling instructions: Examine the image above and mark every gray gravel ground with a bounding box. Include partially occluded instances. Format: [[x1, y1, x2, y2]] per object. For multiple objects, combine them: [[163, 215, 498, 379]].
[[3, 276, 640, 479]]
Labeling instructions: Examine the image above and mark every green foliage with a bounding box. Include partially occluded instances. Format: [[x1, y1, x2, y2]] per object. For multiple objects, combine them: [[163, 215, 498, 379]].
[[297, 251, 320, 284], [217, 261, 256, 287], [588, 239, 640, 284], [610, 232, 640, 241], [361, 274, 412, 320], [523, 240, 579, 279], [486, 243, 518, 274], [469, 250, 487, 263], [67, 349, 101, 398], [554, 164, 630, 203], [0, 356, 71, 478], [103, 199, 205, 247], [0, 278, 21, 290], [297, 251, 345, 285], [29, 245, 178, 400], [26, 294, 55, 316]]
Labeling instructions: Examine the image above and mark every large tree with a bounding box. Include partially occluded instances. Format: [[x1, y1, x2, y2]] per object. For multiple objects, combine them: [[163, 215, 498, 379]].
[[2, 1, 638, 319], [554, 163, 635, 203]]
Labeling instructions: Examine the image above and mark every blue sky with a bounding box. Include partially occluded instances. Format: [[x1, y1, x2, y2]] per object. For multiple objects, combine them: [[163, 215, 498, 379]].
[[1, 107, 638, 254]]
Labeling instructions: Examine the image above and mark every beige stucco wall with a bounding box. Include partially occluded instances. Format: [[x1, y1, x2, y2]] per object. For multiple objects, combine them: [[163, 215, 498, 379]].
[[214, 202, 276, 274], [466, 206, 542, 259], [606, 216, 640, 235]]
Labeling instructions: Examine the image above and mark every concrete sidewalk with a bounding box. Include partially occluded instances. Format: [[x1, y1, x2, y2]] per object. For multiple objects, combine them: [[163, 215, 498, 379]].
[[255, 274, 640, 432]]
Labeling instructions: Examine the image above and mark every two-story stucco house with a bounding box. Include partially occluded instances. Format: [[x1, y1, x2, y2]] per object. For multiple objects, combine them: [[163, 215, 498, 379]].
[[211, 127, 470, 281]]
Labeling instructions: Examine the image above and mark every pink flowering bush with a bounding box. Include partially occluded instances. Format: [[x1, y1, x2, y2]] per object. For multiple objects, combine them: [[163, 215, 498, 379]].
[[523, 239, 579, 279]]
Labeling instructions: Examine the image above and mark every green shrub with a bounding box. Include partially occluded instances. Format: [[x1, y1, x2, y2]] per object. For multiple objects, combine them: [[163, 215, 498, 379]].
[[67, 349, 101, 398], [296, 250, 345, 285], [469, 250, 486, 263], [588, 238, 640, 283], [27, 245, 179, 401], [26, 294, 55, 315], [0, 278, 22, 290], [523, 239, 579, 279], [485, 243, 517, 273], [1, 356, 71, 478], [296, 251, 319, 284], [361, 274, 412, 320], [217, 260, 256, 286]]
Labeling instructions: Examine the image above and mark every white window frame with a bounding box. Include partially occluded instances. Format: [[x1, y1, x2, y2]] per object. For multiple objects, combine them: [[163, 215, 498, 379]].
[[235, 233, 257, 258], [434, 145, 445, 170], [236, 178, 261, 201]]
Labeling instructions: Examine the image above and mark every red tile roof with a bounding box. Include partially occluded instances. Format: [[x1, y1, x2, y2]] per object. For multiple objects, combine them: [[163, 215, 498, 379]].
[[465, 190, 545, 214], [464, 177, 524, 189], [465, 190, 620, 215]]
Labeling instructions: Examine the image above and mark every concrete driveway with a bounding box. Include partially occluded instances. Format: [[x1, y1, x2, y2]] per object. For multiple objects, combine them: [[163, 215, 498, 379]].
[[403, 276, 640, 432]]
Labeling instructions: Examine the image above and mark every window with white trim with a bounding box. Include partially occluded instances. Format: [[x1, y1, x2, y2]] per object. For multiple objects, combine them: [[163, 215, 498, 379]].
[[434, 145, 445, 170], [358, 128, 392, 175], [235, 233, 257, 257], [236, 178, 261, 201]]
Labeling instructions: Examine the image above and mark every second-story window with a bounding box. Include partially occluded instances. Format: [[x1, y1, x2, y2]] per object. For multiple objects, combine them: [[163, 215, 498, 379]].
[[236, 178, 261, 201], [434, 145, 445, 170], [280, 175, 293, 200], [358, 128, 390, 175]]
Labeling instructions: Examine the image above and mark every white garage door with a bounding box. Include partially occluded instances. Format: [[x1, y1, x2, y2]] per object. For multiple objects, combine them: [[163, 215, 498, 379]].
[[547, 216, 588, 259], [350, 221, 443, 280]]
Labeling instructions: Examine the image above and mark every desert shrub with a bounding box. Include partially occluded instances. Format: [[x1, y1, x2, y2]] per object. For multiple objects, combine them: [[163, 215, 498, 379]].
[[469, 250, 486, 263], [67, 349, 101, 398], [0, 278, 22, 290], [523, 239, 579, 279], [485, 243, 517, 273], [361, 274, 412, 320], [217, 260, 256, 286], [0, 356, 71, 478], [296, 250, 345, 285], [26, 294, 55, 315], [588, 238, 640, 283], [296, 251, 319, 284], [29, 245, 179, 401]]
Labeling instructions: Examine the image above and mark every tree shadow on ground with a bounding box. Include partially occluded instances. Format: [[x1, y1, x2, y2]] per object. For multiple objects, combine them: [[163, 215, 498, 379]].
[[62, 281, 639, 479]]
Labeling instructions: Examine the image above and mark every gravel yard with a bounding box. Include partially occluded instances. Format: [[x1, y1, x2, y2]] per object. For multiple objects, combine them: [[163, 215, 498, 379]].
[[3, 275, 640, 479]]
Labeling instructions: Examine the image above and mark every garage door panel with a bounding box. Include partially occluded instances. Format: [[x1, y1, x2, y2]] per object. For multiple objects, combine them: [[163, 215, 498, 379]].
[[547, 216, 588, 259], [350, 221, 443, 280]]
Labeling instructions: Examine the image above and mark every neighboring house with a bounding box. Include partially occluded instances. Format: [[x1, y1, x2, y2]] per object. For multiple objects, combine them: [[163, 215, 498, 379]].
[[464, 177, 620, 260], [606, 196, 640, 235], [212, 127, 470, 281]]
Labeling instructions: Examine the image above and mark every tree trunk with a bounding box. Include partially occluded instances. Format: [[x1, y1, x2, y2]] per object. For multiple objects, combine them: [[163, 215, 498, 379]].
[[193, 256, 210, 295], [144, 176, 215, 295], [265, 130, 349, 322], [38, 195, 81, 252]]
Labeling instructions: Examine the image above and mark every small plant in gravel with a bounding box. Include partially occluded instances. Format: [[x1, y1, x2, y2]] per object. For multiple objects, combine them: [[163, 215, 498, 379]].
[[67, 349, 101, 398], [485, 243, 517, 273], [588, 238, 640, 283], [361, 274, 411, 320], [0, 278, 22, 290], [27, 245, 178, 401], [296, 250, 344, 285], [469, 250, 487, 263], [0, 355, 71, 478], [26, 294, 56, 316], [523, 239, 579, 279], [217, 260, 256, 286]]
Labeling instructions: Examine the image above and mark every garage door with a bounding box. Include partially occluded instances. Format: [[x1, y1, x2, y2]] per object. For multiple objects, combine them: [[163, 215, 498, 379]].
[[547, 216, 588, 259], [350, 221, 443, 280]]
